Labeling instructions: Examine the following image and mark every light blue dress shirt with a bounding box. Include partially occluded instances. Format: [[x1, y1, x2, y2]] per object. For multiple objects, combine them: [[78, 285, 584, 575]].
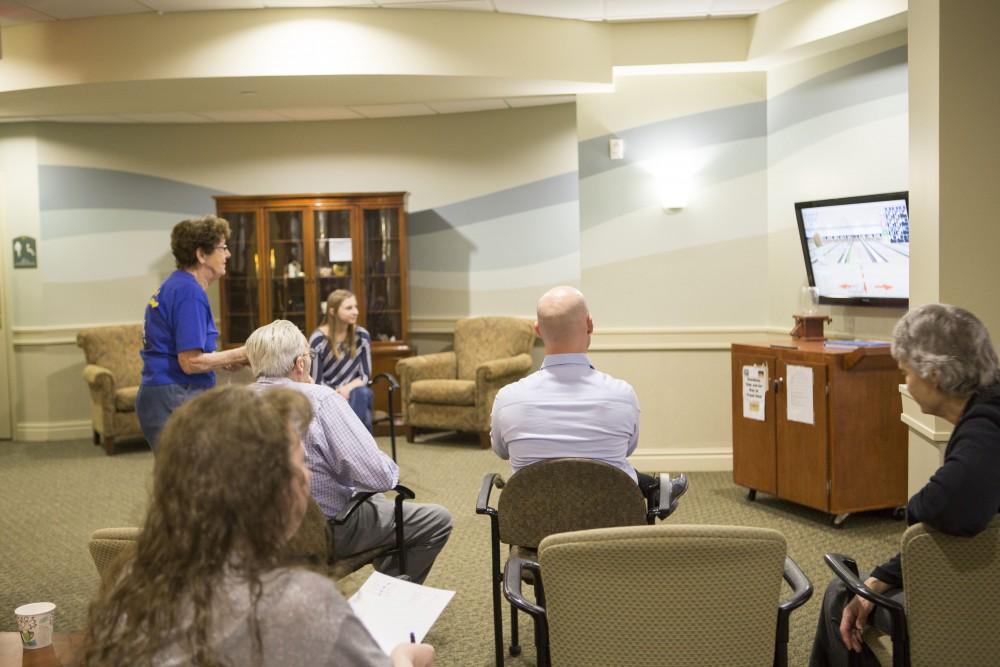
[[490, 353, 640, 483]]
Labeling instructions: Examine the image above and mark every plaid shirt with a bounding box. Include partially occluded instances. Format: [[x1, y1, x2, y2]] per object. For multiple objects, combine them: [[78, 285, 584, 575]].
[[252, 377, 399, 518]]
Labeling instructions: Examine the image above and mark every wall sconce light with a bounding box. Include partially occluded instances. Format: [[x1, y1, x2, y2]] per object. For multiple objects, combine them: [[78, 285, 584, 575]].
[[659, 176, 692, 210], [644, 152, 697, 212]]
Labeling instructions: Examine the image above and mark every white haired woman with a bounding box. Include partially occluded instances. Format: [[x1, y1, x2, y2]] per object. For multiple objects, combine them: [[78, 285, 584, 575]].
[[810, 303, 1000, 666]]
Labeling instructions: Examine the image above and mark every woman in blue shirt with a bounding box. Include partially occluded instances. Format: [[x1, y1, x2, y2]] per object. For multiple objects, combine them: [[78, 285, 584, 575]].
[[135, 215, 248, 449], [309, 289, 374, 431]]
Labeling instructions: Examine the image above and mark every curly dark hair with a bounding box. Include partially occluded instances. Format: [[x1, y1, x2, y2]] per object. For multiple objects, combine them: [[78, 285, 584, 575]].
[[171, 215, 231, 269], [81, 385, 313, 667]]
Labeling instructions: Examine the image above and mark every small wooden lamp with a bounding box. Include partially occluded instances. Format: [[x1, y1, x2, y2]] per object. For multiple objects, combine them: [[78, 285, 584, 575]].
[[790, 314, 832, 341]]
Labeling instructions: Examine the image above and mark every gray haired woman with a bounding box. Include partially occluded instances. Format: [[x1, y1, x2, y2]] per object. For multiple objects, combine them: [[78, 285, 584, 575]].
[[810, 303, 1000, 667]]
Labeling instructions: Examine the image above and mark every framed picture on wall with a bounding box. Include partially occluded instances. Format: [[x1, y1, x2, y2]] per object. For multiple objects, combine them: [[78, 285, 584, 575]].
[[12, 236, 37, 269]]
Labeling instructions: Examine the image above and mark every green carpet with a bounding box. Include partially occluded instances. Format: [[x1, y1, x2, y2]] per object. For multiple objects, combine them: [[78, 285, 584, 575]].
[[0, 434, 905, 666]]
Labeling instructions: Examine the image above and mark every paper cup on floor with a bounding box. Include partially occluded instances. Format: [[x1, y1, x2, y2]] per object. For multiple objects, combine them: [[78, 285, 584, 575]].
[[15, 602, 56, 649]]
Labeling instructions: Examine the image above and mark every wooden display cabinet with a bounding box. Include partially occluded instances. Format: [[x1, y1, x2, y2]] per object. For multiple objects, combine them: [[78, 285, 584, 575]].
[[731, 340, 907, 526], [214, 192, 412, 418]]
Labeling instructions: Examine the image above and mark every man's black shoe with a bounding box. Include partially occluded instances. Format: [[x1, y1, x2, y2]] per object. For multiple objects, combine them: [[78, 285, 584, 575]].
[[668, 473, 689, 504]]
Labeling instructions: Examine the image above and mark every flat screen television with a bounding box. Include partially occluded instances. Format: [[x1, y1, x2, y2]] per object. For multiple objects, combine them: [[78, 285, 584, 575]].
[[794, 191, 909, 307]]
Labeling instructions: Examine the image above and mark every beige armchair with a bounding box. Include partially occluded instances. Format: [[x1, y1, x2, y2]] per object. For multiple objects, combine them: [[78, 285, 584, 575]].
[[397, 316, 535, 448], [77, 324, 146, 455], [505, 524, 813, 667], [826, 515, 1000, 667]]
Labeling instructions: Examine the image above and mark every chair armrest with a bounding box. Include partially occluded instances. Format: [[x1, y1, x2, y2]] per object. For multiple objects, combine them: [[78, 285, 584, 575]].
[[332, 484, 415, 576], [82, 364, 116, 396], [396, 352, 457, 382], [370, 372, 400, 391], [476, 354, 533, 384], [332, 484, 416, 525], [475, 354, 534, 427], [824, 552, 908, 655], [475, 473, 505, 517], [780, 556, 813, 613], [82, 365, 117, 433], [503, 554, 547, 620], [824, 553, 904, 613], [772, 556, 813, 667]]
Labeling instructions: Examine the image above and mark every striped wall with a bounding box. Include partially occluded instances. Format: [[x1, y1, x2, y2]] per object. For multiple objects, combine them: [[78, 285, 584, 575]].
[[1, 34, 910, 456], [575, 71, 770, 470], [5, 105, 578, 433], [571, 33, 908, 471], [766, 32, 909, 338], [578, 73, 769, 327], [408, 171, 580, 319]]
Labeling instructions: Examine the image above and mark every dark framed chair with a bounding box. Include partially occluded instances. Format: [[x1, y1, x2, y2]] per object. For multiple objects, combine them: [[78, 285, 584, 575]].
[[475, 458, 684, 666], [505, 524, 812, 667], [282, 485, 415, 580], [825, 515, 1000, 667]]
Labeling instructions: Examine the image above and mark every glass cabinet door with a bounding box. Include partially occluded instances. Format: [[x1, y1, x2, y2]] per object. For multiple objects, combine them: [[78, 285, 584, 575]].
[[220, 211, 259, 345], [313, 209, 353, 323], [267, 209, 307, 332], [362, 207, 402, 342]]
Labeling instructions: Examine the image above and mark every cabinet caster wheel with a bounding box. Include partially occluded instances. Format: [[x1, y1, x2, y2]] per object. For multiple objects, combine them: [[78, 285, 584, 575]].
[[832, 513, 849, 528], [892, 507, 906, 520], [747, 489, 757, 501]]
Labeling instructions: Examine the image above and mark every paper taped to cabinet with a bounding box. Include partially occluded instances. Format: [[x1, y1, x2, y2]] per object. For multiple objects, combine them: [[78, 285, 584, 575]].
[[786, 364, 814, 425], [328, 237, 353, 262], [742, 364, 767, 421]]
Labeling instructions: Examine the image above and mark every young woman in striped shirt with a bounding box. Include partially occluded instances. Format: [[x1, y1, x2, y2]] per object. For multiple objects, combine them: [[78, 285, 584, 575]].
[[308, 289, 375, 431]]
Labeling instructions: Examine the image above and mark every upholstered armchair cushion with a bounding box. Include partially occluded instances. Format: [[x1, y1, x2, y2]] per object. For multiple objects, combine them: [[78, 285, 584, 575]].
[[410, 379, 476, 406], [397, 317, 536, 445], [114, 387, 140, 411], [397, 352, 457, 420], [77, 324, 146, 454]]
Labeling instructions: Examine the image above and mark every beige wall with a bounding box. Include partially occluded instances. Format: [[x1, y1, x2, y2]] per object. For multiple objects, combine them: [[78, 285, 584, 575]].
[[903, 0, 1000, 488], [0, 5, 925, 471], [3, 105, 578, 439]]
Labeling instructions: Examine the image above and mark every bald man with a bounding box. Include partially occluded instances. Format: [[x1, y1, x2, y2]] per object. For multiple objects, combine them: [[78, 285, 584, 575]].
[[490, 286, 686, 501]]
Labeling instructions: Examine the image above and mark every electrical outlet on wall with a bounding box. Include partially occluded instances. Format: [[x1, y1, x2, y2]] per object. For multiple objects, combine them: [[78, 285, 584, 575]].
[[609, 138, 624, 160]]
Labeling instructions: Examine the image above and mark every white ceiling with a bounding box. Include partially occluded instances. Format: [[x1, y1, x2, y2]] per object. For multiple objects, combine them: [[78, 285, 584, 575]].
[[0, 0, 790, 123], [0, 0, 790, 26]]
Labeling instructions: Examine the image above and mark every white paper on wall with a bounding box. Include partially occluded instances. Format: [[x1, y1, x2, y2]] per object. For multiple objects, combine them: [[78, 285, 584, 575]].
[[742, 364, 768, 421], [328, 238, 353, 262], [786, 364, 814, 425]]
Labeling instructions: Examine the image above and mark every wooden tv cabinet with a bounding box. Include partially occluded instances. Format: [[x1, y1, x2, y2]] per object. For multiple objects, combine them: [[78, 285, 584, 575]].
[[731, 340, 907, 526]]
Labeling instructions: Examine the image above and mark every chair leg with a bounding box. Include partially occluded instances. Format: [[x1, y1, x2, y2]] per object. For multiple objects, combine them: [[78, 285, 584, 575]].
[[406, 425, 416, 443], [93, 430, 101, 445], [491, 581, 504, 666], [479, 431, 491, 449], [103, 436, 116, 456], [509, 603, 521, 656], [533, 612, 550, 667]]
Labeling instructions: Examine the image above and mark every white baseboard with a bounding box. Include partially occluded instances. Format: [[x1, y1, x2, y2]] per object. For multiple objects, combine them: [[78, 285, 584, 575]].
[[630, 447, 733, 472], [15, 419, 92, 442]]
